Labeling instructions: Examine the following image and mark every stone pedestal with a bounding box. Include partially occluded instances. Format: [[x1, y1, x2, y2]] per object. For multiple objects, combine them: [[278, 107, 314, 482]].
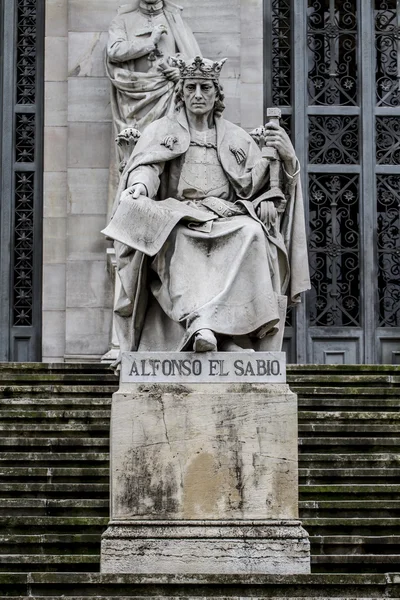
[[101, 363, 310, 574]]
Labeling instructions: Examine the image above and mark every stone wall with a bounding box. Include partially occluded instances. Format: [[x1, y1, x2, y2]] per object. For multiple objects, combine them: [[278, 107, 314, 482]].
[[42, 0, 264, 362]]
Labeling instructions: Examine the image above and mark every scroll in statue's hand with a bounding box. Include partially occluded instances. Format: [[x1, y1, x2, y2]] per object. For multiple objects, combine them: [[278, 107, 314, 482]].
[[257, 201, 278, 229], [264, 121, 296, 167]]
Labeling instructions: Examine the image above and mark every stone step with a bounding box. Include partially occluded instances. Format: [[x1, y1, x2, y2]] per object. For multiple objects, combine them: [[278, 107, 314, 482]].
[[299, 484, 400, 499], [0, 554, 100, 572], [0, 397, 112, 406], [0, 386, 117, 399], [289, 373, 400, 385], [303, 518, 400, 536], [0, 423, 109, 432], [293, 386, 400, 396], [0, 467, 108, 484], [299, 453, 400, 468], [0, 437, 109, 447], [0, 515, 108, 531], [299, 411, 400, 421], [0, 373, 116, 384], [300, 424, 400, 433], [0, 452, 109, 465], [299, 468, 400, 483], [0, 483, 109, 498], [0, 410, 111, 420], [0, 533, 100, 545], [299, 437, 400, 449], [0, 572, 398, 598], [0, 499, 108, 516], [310, 535, 400, 552], [298, 397, 400, 408], [300, 500, 400, 517], [311, 554, 400, 573]]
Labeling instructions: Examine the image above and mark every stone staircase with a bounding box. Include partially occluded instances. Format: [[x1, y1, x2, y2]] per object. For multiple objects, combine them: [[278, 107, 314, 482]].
[[0, 362, 399, 591], [0, 364, 115, 573], [292, 365, 400, 574]]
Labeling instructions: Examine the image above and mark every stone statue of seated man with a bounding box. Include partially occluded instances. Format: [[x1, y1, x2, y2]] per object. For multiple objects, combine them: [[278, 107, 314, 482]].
[[102, 56, 310, 363]]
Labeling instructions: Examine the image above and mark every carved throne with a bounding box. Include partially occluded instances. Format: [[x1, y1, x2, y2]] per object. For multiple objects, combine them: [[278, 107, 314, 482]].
[[102, 128, 141, 363]]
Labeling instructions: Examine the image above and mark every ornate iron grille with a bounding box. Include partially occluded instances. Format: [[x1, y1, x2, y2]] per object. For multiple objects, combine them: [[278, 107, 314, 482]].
[[16, 0, 37, 104], [376, 116, 400, 164], [309, 174, 360, 327], [15, 113, 35, 163], [13, 173, 34, 326], [377, 175, 400, 327], [11, 0, 39, 329], [266, 0, 400, 363], [271, 0, 291, 106], [307, 0, 358, 106], [375, 0, 400, 107], [309, 115, 359, 164]]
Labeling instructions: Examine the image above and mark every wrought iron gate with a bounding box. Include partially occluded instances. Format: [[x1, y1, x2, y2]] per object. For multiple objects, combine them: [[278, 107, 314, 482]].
[[0, 0, 44, 361], [265, 0, 400, 364]]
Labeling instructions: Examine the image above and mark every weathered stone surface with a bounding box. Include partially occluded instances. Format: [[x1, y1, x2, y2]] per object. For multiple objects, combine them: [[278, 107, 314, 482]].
[[109, 383, 299, 520], [101, 521, 310, 575], [68, 32, 108, 78]]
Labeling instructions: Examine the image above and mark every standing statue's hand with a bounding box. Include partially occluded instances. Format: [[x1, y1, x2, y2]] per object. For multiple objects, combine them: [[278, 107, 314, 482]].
[[125, 184, 147, 199], [264, 121, 296, 163], [257, 201, 278, 229], [151, 24, 167, 45], [162, 66, 180, 83]]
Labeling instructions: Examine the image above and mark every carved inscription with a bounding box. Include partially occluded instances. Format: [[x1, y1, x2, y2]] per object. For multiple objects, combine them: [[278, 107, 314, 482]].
[[121, 352, 286, 384]]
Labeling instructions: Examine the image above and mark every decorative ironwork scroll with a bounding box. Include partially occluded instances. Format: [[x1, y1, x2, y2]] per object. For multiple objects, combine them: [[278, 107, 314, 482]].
[[309, 115, 359, 164], [376, 116, 400, 164], [13, 173, 34, 326], [16, 0, 37, 104], [307, 0, 358, 106], [309, 174, 360, 326], [271, 0, 291, 106], [377, 175, 400, 327], [375, 0, 400, 107]]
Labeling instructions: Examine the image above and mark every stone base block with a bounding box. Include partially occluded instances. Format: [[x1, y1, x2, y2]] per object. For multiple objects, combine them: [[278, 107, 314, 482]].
[[101, 520, 310, 575]]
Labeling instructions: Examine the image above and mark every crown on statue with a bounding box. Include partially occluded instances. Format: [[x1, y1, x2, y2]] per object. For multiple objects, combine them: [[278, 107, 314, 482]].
[[173, 55, 227, 81]]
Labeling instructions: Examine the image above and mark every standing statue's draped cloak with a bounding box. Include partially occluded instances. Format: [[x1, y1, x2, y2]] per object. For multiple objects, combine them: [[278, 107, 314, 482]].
[[103, 109, 310, 353]]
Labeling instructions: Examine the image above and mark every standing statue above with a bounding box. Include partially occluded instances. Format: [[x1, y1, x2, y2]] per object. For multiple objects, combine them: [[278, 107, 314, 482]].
[[102, 57, 310, 364], [106, 0, 201, 135]]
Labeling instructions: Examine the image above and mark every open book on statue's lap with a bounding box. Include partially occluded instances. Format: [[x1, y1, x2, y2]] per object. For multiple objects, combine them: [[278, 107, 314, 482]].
[[101, 195, 217, 257]]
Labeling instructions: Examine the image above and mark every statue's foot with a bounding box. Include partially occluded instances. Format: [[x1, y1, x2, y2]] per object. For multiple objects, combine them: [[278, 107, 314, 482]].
[[220, 338, 255, 352], [193, 329, 218, 352]]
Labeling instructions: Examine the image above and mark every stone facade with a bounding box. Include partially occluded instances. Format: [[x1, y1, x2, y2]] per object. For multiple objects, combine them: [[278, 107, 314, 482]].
[[42, 0, 264, 362]]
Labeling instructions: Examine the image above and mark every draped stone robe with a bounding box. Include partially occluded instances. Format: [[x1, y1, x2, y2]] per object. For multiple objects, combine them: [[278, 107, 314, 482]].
[[102, 109, 311, 354]]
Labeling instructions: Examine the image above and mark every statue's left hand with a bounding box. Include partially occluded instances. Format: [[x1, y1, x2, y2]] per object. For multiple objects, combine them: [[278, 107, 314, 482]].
[[257, 201, 278, 229], [264, 121, 296, 163]]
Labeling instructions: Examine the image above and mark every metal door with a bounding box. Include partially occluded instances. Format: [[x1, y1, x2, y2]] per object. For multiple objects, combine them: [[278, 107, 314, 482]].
[[265, 0, 400, 364], [0, 0, 44, 361]]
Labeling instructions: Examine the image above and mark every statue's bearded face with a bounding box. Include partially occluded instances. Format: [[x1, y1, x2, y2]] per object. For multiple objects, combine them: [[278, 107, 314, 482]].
[[183, 78, 217, 117]]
